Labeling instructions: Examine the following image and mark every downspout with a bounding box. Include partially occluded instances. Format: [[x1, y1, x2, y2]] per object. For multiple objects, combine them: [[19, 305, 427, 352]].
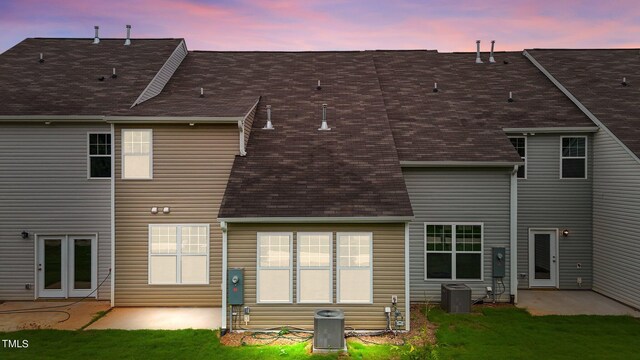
[[404, 222, 411, 331], [110, 123, 115, 307], [221, 221, 228, 331], [510, 165, 519, 303]]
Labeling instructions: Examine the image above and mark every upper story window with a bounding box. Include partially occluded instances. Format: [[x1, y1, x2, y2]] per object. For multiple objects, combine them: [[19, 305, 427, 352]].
[[122, 129, 152, 179], [561, 136, 587, 179], [509, 137, 526, 179], [88, 133, 111, 178], [425, 223, 483, 280]]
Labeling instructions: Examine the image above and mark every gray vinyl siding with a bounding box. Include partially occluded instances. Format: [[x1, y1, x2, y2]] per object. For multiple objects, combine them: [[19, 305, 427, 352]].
[[515, 133, 592, 289], [403, 167, 512, 302], [0, 123, 111, 300], [133, 40, 188, 106], [592, 130, 640, 309]]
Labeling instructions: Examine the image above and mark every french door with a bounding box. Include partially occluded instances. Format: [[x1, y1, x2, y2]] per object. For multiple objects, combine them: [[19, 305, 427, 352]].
[[38, 235, 97, 298], [528, 230, 558, 287]]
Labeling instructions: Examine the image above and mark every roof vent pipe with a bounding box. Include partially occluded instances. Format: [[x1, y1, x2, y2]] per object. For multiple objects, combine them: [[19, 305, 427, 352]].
[[489, 40, 496, 63], [317, 80, 322, 90], [124, 25, 131, 46], [112, 68, 117, 79], [263, 105, 274, 130], [319, 104, 331, 131], [622, 77, 628, 86], [200, 87, 204, 97], [38, 53, 44, 63], [508, 91, 514, 102], [475, 40, 483, 64], [433, 82, 439, 93], [93, 26, 100, 44]]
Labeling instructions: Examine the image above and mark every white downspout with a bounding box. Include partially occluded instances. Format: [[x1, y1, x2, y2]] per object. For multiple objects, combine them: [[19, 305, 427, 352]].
[[404, 222, 410, 331], [110, 123, 115, 307], [510, 165, 519, 303], [221, 221, 228, 330]]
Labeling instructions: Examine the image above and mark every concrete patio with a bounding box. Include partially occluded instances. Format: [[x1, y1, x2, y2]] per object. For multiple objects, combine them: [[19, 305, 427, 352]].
[[0, 300, 110, 331], [517, 290, 640, 317], [86, 307, 221, 330]]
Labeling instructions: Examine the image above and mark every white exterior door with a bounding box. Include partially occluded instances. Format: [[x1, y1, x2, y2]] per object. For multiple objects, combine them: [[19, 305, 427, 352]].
[[38, 237, 67, 298], [529, 230, 558, 287], [38, 235, 97, 298]]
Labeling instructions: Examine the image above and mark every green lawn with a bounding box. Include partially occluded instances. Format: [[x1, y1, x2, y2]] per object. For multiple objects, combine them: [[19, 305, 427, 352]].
[[424, 306, 640, 360]]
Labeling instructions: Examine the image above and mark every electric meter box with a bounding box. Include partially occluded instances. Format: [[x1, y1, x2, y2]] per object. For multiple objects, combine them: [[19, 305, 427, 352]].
[[492, 247, 506, 278], [228, 268, 244, 305]]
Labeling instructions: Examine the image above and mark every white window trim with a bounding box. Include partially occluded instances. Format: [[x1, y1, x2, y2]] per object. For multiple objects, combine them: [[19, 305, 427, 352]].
[[87, 132, 112, 180], [256, 232, 293, 304], [336, 232, 373, 304], [423, 222, 484, 282], [147, 224, 210, 285], [508, 136, 527, 179], [559, 135, 588, 180], [296, 232, 333, 304], [121, 129, 153, 180]]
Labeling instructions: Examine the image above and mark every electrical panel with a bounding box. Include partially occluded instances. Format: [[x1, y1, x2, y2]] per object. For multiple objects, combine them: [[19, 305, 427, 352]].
[[228, 268, 244, 305], [492, 247, 506, 278]]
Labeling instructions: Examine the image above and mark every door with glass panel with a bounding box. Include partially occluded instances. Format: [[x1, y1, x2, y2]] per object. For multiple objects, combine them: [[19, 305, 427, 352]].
[[528, 230, 557, 287], [38, 235, 97, 298]]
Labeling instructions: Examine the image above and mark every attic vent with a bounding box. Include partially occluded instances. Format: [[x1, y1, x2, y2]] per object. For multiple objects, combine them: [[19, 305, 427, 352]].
[[622, 77, 628, 86], [489, 40, 496, 63], [433, 82, 438, 93], [200, 87, 204, 97], [124, 25, 131, 46], [112, 68, 117, 79], [263, 105, 274, 130], [319, 104, 331, 131], [93, 26, 100, 44], [508, 91, 514, 102], [316, 80, 322, 90], [38, 53, 44, 63], [475, 40, 483, 64]]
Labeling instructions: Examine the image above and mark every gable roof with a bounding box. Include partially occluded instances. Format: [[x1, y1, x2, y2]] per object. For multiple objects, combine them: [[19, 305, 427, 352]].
[[526, 49, 640, 159], [0, 38, 183, 116]]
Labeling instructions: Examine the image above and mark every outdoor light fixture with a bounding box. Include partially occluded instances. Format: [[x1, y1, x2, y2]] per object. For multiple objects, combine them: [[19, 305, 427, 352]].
[[162, 207, 170, 214], [151, 207, 159, 214], [21, 231, 29, 239], [562, 229, 569, 237]]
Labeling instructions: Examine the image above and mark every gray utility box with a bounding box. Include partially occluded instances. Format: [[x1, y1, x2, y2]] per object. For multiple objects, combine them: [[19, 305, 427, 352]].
[[228, 268, 244, 305], [492, 247, 506, 278], [313, 309, 345, 351], [441, 283, 472, 314]]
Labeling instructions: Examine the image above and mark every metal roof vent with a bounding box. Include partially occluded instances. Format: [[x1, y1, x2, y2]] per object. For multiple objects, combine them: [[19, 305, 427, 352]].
[[622, 77, 628, 86], [200, 87, 204, 97], [475, 40, 483, 64], [112, 68, 117, 79], [316, 80, 322, 90], [263, 105, 274, 130], [38, 53, 44, 63], [508, 91, 514, 102], [489, 40, 496, 63], [319, 104, 331, 131], [93, 26, 100, 44], [433, 82, 439, 93], [124, 25, 131, 46]]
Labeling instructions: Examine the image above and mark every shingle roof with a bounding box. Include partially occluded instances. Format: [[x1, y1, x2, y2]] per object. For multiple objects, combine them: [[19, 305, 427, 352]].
[[0, 38, 183, 116], [372, 50, 594, 162], [527, 49, 640, 158]]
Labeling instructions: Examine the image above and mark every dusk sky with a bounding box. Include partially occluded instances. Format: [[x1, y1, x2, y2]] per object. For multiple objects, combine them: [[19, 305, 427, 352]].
[[1, 0, 639, 53]]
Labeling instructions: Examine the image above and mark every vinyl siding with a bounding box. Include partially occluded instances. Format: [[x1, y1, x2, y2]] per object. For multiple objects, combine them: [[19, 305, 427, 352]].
[[515, 133, 592, 289], [114, 123, 237, 306], [133, 41, 188, 106], [0, 123, 111, 300], [592, 130, 640, 309], [403, 168, 512, 302], [227, 223, 406, 330]]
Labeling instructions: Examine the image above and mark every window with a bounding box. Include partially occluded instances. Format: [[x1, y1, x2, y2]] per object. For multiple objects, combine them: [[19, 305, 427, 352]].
[[297, 233, 332, 303], [88, 133, 111, 178], [509, 137, 526, 178], [425, 224, 483, 280], [148, 224, 209, 284], [122, 129, 152, 179], [337, 233, 372, 304], [257, 233, 292, 303], [561, 137, 587, 179]]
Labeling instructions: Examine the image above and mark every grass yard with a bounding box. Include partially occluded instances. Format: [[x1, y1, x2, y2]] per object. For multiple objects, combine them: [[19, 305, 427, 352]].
[[424, 306, 640, 360]]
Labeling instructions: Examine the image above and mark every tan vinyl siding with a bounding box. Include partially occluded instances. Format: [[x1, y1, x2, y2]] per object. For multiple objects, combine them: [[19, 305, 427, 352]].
[[114, 123, 238, 306], [227, 223, 406, 330]]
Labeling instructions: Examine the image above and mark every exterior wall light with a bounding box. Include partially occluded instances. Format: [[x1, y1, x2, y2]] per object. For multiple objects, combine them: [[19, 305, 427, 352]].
[[562, 229, 569, 237], [151, 207, 159, 214], [162, 207, 170, 214]]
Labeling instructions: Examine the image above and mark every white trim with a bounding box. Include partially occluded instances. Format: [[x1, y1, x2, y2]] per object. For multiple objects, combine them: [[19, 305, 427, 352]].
[[503, 127, 599, 134], [336, 232, 373, 304], [68, 235, 98, 298], [296, 232, 333, 304], [559, 136, 588, 179], [110, 123, 115, 306], [239, 98, 260, 157], [87, 131, 112, 180], [400, 161, 522, 168], [147, 224, 211, 285], [221, 221, 228, 330], [510, 166, 518, 303], [528, 228, 559, 288], [121, 129, 153, 180], [256, 232, 293, 304], [508, 136, 527, 179], [219, 216, 413, 223], [423, 223, 484, 282], [523, 50, 640, 166], [404, 222, 410, 331]]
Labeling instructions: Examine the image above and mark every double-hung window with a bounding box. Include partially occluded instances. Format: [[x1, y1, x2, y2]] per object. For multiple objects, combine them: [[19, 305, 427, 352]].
[[88, 133, 111, 178], [337, 233, 372, 304], [297, 233, 332, 303], [509, 137, 526, 179], [561, 136, 587, 179], [257, 233, 292, 303], [425, 224, 483, 280], [149, 224, 209, 284], [122, 129, 152, 179]]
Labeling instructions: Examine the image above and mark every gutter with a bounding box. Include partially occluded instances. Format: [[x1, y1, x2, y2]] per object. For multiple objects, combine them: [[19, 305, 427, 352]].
[[0, 115, 106, 122], [400, 160, 523, 168], [503, 127, 599, 134], [105, 116, 242, 124], [510, 165, 518, 303], [218, 216, 414, 223]]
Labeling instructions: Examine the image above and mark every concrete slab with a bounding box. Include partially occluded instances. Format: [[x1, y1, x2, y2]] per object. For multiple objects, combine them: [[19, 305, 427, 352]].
[[86, 307, 221, 330], [517, 290, 640, 317], [0, 300, 110, 331]]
